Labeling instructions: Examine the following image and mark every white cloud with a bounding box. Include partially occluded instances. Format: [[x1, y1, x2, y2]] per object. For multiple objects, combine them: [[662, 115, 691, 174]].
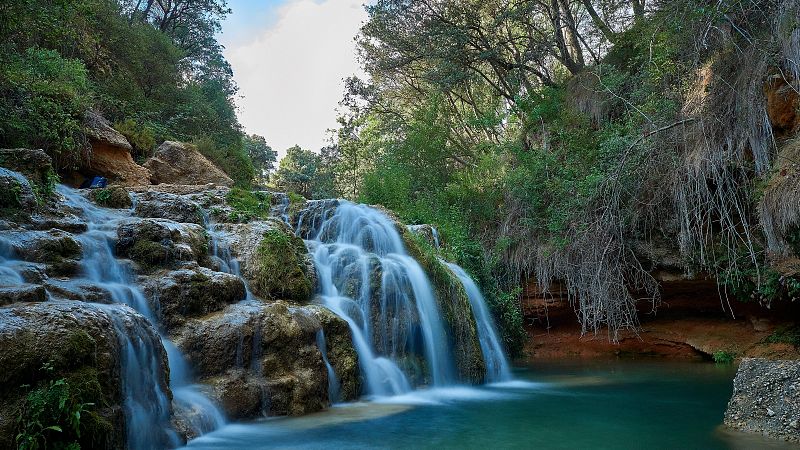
[[224, 0, 367, 159]]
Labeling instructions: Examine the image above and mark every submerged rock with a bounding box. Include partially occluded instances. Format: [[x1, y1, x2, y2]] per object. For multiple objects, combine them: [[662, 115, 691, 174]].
[[144, 141, 233, 187], [724, 358, 800, 442]]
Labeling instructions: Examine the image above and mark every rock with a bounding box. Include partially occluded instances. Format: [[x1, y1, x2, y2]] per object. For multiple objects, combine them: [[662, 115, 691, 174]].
[[0, 284, 47, 305], [0, 301, 154, 449], [0, 168, 37, 209], [87, 186, 132, 209], [44, 279, 113, 303], [83, 111, 151, 186], [27, 215, 88, 234], [217, 221, 314, 302], [142, 267, 245, 329], [132, 190, 205, 225], [5, 229, 82, 276], [766, 76, 800, 136], [0, 148, 54, 188], [406, 224, 442, 249], [724, 358, 800, 442], [144, 141, 233, 187], [173, 301, 359, 419], [116, 219, 208, 270]]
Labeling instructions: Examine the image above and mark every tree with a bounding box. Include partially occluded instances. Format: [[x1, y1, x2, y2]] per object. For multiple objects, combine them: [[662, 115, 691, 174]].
[[273, 145, 320, 199], [243, 134, 277, 184]]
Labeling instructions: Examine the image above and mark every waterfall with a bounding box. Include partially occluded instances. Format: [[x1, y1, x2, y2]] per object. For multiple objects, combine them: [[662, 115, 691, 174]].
[[444, 262, 512, 382], [316, 330, 341, 403], [56, 186, 226, 445], [301, 201, 457, 396]]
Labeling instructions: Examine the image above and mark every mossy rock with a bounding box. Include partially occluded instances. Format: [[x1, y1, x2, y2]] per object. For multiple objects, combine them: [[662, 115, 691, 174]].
[[88, 186, 132, 209], [250, 228, 314, 302], [401, 230, 486, 383]]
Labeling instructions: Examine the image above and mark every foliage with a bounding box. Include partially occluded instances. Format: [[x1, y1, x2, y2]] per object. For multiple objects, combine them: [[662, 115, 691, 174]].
[[0, 0, 257, 184], [712, 350, 736, 364], [113, 119, 156, 161], [225, 188, 271, 222], [193, 136, 254, 187], [0, 48, 90, 170], [273, 145, 336, 199], [15, 362, 92, 450], [765, 325, 800, 348], [243, 134, 277, 185]]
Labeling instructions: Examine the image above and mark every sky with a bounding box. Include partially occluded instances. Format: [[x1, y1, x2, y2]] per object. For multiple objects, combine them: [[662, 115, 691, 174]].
[[220, 0, 368, 159]]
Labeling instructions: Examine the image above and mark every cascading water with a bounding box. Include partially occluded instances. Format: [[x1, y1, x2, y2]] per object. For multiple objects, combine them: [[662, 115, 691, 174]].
[[316, 330, 341, 403], [299, 201, 457, 397], [444, 262, 512, 382], [57, 186, 225, 446]]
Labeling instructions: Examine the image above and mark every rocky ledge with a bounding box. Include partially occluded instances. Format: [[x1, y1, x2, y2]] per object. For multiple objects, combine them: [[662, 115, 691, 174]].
[[724, 358, 800, 442]]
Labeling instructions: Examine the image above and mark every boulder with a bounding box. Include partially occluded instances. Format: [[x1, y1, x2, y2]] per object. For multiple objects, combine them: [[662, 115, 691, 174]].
[[0, 168, 37, 210], [132, 190, 205, 225], [5, 229, 82, 276], [116, 219, 208, 270], [87, 186, 132, 209], [144, 141, 233, 187], [0, 149, 54, 188], [44, 279, 113, 304], [142, 267, 245, 329], [0, 284, 47, 305], [724, 358, 800, 442], [83, 111, 150, 186], [0, 301, 152, 449], [173, 301, 359, 418], [218, 221, 314, 302]]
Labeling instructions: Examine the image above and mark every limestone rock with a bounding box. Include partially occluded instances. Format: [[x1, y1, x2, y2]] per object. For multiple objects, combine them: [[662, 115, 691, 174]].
[[0, 301, 154, 449], [0, 284, 47, 305], [142, 267, 245, 329], [0, 148, 54, 188], [116, 219, 208, 270], [132, 190, 205, 225], [173, 301, 359, 419], [144, 141, 233, 187], [83, 111, 150, 186], [724, 358, 800, 442], [4, 229, 82, 276], [87, 186, 132, 209], [217, 221, 314, 302], [0, 168, 37, 210]]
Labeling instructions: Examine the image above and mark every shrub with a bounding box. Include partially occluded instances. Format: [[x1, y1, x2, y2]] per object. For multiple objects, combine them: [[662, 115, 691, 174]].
[[712, 350, 736, 364], [225, 188, 271, 221], [113, 119, 156, 161]]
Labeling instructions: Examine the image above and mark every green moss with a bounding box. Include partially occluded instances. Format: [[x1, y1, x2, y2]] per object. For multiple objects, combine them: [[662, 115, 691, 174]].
[[89, 187, 132, 209], [765, 325, 800, 348], [252, 228, 312, 302], [712, 350, 736, 364], [401, 230, 485, 383], [0, 180, 22, 209], [128, 239, 168, 267], [287, 192, 307, 216], [226, 188, 271, 221]]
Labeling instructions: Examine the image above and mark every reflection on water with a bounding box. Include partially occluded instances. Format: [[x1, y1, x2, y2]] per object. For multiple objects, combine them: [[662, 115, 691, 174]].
[[183, 360, 799, 450]]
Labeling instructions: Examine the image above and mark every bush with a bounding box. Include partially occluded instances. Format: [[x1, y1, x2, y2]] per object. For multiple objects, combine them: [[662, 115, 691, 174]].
[[15, 362, 92, 450], [712, 350, 736, 364], [193, 136, 255, 187], [113, 119, 155, 161], [0, 48, 91, 170], [225, 188, 270, 221]]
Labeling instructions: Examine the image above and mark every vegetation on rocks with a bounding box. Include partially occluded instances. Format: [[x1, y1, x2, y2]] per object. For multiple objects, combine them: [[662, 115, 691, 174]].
[[250, 229, 313, 302], [225, 188, 271, 222]]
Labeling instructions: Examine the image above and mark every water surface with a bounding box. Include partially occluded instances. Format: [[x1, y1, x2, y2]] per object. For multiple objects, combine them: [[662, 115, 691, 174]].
[[183, 360, 796, 449]]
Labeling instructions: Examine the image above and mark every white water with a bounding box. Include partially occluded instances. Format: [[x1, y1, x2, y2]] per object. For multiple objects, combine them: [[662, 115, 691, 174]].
[[316, 329, 341, 403], [57, 186, 226, 447], [444, 262, 512, 382], [300, 201, 457, 397]]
